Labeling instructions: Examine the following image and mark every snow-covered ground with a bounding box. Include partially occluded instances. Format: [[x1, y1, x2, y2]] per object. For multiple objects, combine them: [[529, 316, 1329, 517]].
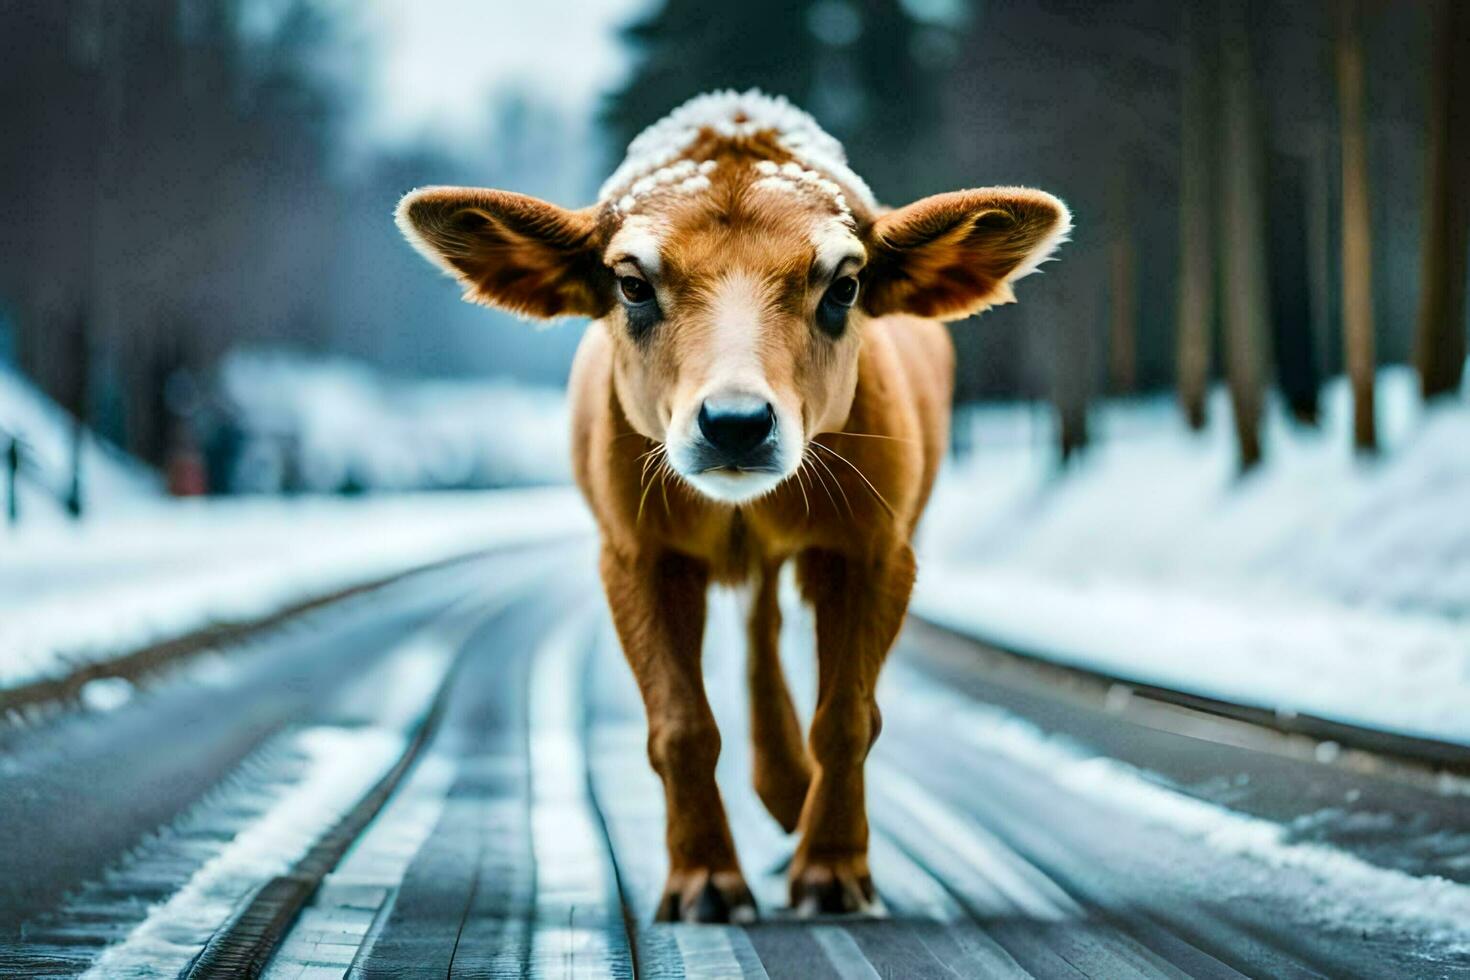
[[219, 350, 572, 493], [0, 489, 592, 695], [916, 367, 1470, 746], [0, 365, 158, 521]]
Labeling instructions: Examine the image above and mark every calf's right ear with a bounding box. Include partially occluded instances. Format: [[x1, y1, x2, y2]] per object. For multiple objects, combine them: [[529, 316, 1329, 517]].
[[395, 186, 610, 320], [861, 187, 1071, 322]]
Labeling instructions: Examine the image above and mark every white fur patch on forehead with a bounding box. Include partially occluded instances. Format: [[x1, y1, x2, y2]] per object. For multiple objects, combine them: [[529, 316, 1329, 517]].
[[811, 216, 865, 275], [604, 214, 665, 275], [600, 89, 876, 212]]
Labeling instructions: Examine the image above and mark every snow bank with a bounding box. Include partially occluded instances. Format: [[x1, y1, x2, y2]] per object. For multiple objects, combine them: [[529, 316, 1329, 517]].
[[916, 368, 1470, 745], [219, 350, 571, 493], [0, 488, 593, 694], [0, 364, 158, 521]]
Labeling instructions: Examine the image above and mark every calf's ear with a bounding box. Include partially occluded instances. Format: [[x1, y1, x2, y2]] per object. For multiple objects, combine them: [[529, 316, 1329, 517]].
[[861, 187, 1071, 321], [395, 186, 610, 320]]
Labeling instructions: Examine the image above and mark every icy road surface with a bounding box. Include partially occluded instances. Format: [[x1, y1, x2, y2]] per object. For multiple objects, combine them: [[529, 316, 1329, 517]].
[[2, 542, 1467, 978]]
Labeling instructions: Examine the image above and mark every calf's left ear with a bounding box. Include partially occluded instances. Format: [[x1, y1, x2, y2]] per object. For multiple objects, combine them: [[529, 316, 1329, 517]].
[[861, 187, 1071, 321], [396, 186, 610, 320]]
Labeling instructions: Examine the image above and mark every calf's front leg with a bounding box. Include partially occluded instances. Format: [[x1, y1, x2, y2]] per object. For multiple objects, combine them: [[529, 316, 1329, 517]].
[[600, 546, 756, 923], [790, 545, 915, 914]]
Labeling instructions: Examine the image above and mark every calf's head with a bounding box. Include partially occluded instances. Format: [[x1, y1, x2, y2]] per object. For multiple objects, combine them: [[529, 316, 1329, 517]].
[[397, 91, 1069, 504]]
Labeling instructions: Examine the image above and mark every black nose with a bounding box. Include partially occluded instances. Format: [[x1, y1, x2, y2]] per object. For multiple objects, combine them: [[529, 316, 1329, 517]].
[[698, 400, 775, 460]]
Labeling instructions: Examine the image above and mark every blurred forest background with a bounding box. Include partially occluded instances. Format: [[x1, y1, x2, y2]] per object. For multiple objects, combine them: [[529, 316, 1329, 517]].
[[1, 0, 1466, 499]]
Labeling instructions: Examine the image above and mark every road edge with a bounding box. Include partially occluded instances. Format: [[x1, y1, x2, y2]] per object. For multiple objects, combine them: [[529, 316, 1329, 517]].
[[906, 615, 1470, 786], [0, 533, 588, 721]]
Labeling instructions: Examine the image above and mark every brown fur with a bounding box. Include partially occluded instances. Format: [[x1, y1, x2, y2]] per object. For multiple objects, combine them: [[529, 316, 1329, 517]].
[[397, 114, 1068, 922]]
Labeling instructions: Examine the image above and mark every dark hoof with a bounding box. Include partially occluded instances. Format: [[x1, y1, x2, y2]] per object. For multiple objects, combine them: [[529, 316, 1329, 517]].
[[655, 870, 758, 924], [791, 862, 882, 917]]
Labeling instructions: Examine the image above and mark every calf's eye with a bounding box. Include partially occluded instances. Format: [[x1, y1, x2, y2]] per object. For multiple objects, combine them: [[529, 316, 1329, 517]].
[[617, 274, 660, 339], [619, 275, 653, 305], [827, 275, 859, 307], [816, 274, 860, 337]]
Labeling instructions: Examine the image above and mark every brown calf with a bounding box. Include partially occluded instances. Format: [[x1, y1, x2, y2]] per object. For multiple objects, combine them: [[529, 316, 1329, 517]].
[[396, 90, 1069, 923]]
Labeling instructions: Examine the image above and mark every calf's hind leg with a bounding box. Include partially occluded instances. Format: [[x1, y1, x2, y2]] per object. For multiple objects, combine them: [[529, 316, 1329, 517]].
[[600, 547, 756, 923], [746, 560, 812, 833]]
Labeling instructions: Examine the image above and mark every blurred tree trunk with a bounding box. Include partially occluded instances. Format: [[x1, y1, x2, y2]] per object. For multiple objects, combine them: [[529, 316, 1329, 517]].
[[1266, 151, 1321, 425], [1107, 235, 1138, 395], [1306, 128, 1337, 396], [1217, 5, 1272, 472], [1108, 162, 1137, 395], [1414, 0, 1470, 401], [1335, 0, 1377, 452], [1056, 401, 1089, 462], [63, 308, 92, 516], [1176, 0, 1215, 431], [1045, 250, 1097, 464]]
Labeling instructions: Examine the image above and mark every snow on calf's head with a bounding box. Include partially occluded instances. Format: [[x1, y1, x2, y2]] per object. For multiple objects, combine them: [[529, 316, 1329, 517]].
[[597, 89, 875, 212]]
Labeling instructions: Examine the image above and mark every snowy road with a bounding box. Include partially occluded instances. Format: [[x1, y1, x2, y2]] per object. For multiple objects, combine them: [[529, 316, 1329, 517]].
[[2, 541, 1468, 978]]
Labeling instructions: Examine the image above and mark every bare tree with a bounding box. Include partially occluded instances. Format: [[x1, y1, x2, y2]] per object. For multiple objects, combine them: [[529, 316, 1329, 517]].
[[1176, 0, 1215, 431], [1266, 150, 1322, 425], [1335, 0, 1377, 451], [1305, 128, 1336, 403], [1217, 4, 1272, 471], [1108, 159, 1138, 396], [1414, 0, 1470, 401], [1037, 248, 1098, 465]]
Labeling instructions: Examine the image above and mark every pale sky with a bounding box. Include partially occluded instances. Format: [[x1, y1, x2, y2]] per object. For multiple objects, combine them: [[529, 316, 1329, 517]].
[[349, 0, 653, 149]]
